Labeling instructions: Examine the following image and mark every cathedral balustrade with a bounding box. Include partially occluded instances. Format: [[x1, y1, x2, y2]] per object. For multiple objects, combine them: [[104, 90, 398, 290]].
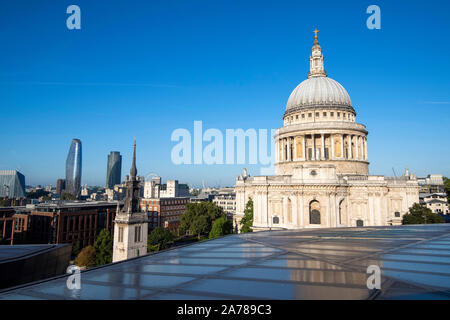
[[276, 121, 367, 135]]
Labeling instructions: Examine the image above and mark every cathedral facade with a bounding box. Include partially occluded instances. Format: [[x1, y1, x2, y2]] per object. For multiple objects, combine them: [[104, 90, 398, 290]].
[[235, 31, 419, 230]]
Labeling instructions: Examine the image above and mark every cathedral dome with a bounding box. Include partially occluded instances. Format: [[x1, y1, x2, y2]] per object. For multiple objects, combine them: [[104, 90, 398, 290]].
[[285, 29, 353, 114], [286, 76, 352, 111]]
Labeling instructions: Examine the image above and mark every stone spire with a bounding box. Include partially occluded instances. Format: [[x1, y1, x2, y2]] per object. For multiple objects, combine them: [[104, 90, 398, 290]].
[[130, 139, 137, 180], [308, 28, 327, 78], [121, 139, 140, 214]]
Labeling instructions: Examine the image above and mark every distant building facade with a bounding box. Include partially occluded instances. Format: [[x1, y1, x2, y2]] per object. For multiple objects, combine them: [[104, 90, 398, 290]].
[[0, 170, 26, 199], [418, 174, 445, 193], [144, 177, 190, 198], [10, 201, 118, 246], [212, 192, 236, 222], [420, 193, 449, 214], [141, 197, 190, 232], [106, 152, 122, 189], [56, 179, 65, 195], [65, 139, 82, 198]]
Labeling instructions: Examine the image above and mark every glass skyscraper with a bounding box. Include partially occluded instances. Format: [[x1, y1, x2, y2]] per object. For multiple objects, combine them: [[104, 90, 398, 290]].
[[0, 170, 26, 198], [106, 151, 122, 189], [65, 139, 82, 198]]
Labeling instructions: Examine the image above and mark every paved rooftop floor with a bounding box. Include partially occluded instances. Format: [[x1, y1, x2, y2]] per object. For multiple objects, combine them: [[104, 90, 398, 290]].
[[1, 224, 450, 300]]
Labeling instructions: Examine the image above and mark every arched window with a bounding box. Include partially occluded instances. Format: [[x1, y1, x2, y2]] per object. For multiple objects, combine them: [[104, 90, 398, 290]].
[[309, 200, 321, 224]]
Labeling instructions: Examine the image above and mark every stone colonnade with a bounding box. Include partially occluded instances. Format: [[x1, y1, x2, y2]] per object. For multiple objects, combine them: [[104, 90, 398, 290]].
[[276, 133, 367, 162]]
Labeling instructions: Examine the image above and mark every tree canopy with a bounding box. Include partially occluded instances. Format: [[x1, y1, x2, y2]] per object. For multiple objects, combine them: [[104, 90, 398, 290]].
[[74, 245, 96, 268], [26, 189, 51, 199], [402, 203, 444, 225], [444, 177, 450, 204], [93, 229, 113, 266], [61, 192, 77, 200], [240, 198, 254, 233], [209, 215, 233, 239], [0, 199, 10, 207], [180, 202, 224, 239], [71, 240, 81, 258], [147, 227, 174, 252]]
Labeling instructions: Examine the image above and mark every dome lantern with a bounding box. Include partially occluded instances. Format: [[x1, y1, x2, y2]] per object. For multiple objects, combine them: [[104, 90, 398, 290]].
[[308, 29, 327, 78]]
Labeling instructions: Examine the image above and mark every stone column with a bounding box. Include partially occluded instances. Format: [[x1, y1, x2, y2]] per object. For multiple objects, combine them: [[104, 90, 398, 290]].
[[283, 196, 288, 226], [289, 137, 293, 161], [364, 137, 368, 160], [312, 134, 316, 160], [302, 135, 306, 160], [331, 135, 335, 159], [321, 134, 325, 160], [358, 136, 362, 160], [327, 194, 331, 227], [341, 134, 344, 159], [288, 138, 291, 161], [299, 194, 304, 227], [274, 139, 278, 162], [275, 139, 279, 162], [285, 138, 289, 161], [356, 136, 360, 160], [348, 135, 352, 159], [293, 137, 297, 161], [292, 195, 298, 227]]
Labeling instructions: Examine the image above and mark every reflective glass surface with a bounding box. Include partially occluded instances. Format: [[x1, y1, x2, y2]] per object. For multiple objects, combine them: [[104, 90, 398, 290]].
[[1, 224, 450, 300]]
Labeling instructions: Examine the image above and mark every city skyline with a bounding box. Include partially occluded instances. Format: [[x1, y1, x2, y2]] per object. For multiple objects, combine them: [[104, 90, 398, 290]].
[[0, 0, 449, 186]]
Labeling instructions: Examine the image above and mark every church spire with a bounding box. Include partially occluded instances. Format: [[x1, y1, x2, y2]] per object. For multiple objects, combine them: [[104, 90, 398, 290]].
[[308, 28, 327, 78], [120, 138, 140, 214], [130, 138, 137, 180]]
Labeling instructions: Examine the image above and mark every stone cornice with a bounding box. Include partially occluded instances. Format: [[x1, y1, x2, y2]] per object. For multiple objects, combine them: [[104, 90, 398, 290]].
[[284, 104, 355, 118], [275, 121, 368, 138]]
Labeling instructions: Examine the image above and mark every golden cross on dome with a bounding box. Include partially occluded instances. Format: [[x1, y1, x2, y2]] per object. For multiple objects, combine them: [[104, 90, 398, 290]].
[[313, 28, 319, 37]]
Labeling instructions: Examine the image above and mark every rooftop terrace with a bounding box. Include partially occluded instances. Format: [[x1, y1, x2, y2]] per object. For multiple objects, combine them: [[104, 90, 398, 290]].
[[1, 224, 450, 300]]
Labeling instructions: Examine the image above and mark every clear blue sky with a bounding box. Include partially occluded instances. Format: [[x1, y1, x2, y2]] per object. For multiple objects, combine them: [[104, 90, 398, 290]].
[[1, 0, 449, 187]]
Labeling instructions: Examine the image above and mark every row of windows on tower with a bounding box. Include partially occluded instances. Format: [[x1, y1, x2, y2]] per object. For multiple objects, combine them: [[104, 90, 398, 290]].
[[117, 226, 142, 243], [286, 111, 354, 123]]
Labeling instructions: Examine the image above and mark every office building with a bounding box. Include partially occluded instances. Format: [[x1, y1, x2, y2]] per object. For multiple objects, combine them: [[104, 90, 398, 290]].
[[0, 170, 26, 199], [106, 151, 122, 189], [65, 139, 82, 198]]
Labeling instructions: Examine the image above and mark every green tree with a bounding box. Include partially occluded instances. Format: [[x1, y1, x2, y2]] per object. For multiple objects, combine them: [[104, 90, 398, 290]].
[[147, 227, 174, 252], [26, 189, 51, 199], [74, 245, 96, 268], [180, 202, 224, 239], [402, 203, 444, 225], [443, 177, 450, 204], [93, 229, 113, 266], [209, 215, 233, 239], [71, 240, 81, 258], [240, 198, 254, 233], [61, 192, 77, 200], [0, 199, 10, 207]]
